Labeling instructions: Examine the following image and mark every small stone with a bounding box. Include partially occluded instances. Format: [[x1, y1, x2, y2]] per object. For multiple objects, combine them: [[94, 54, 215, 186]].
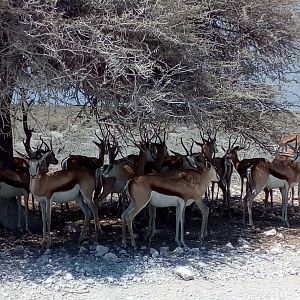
[[95, 245, 109, 257], [140, 246, 147, 250], [103, 252, 121, 263], [64, 272, 74, 281], [44, 249, 51, 255], [149, 248, 157, 255], [196, 261, 208, 269], [237, 238, 250, 248], [173, 266, 194, 281], [173, 247, 184, 255], [276, 232, 284, 239], [159, 246, 169, 256], [86, 278, 94, 284], [263, 229, 277, 236], [189, 247, 201, 255], [224, 242, 234, 249], [44, 277, 54, 284], [79, 246, 88, 255], [269, 243, 284, 254], [151, 250, 160, 258]]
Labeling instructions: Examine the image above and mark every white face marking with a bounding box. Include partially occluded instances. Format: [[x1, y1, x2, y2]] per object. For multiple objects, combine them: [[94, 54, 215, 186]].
[[146, 145, 157, 161], [28, 159, 41, 178]]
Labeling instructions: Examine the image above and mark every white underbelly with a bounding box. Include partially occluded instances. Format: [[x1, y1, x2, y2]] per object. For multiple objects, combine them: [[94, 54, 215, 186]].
[[50, 184, 81, 203], [150, 191, 184, 207], [266, 175, 286, 189], [0, 182, 27, 198]]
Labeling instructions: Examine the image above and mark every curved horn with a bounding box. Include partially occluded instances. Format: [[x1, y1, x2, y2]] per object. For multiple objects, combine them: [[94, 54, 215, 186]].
[[181, 138, 189, 156]]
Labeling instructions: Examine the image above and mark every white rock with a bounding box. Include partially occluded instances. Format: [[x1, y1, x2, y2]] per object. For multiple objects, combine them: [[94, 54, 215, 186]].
[[197, 261, 208, 269], [159, 246, 169, 256], [189, 247, 201, 255], [44, 277, 54, 284], [149, 248, 157, 254], [79, 246, 88, 254], [263, 229, 277, 236], [269, 243, 284, 254], [64, 272, 74, 281], [95, 245, 109, 257], [44, 249, 51, 255], [237, 238, 250, 248], [173, 266, 194, 281], [103, 252, 121, 263], [224, 242, 234, 249], [151, 250, 160, 258], [173, 247, 184, 255], [276, 232, 284, 239]]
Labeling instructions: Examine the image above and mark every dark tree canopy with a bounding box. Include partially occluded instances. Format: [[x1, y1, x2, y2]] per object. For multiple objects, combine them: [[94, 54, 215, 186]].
[[0, 0, 299, 141]]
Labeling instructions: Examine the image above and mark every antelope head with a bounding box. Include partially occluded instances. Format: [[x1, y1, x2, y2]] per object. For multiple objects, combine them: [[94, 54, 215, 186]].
[[38, 137, 59, 166], [223, 135, 249, 160], [194, 130, 217, 158], [16, 150, 53, 179]]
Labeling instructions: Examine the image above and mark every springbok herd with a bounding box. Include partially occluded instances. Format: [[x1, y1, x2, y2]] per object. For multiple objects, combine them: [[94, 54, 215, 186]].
[[2, 128, 300, 249]]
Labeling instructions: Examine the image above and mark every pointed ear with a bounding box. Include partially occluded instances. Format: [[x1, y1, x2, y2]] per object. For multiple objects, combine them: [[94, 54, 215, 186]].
[[15, 150, 29, 162]]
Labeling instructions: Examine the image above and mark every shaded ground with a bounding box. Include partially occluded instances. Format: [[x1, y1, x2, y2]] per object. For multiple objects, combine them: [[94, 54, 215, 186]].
[[1, 192, 300, 254]]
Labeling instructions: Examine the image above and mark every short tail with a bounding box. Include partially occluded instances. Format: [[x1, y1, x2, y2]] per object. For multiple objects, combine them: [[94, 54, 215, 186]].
[[61, 156, 69, 170]]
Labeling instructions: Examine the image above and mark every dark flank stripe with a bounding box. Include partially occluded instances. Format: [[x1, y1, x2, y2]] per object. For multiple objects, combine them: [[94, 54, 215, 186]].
[[53, 179, 78, 193], [150, 185, 182, 198], [269, 169, 288, 180]]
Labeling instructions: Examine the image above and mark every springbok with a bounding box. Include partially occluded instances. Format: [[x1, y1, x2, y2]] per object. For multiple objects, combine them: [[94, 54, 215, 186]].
[[264, 134, 300, 213], [61, 132, 107, 172], [122, 161, 219, 248], [94, 139, 160, 208], [17, 149, 101, 248], [0, 139, 58, 232], [243, 146, 300, 228]]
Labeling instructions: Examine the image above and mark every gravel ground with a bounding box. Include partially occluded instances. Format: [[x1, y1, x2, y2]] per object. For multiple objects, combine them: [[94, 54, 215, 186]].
[[1, 225, 300, 300]]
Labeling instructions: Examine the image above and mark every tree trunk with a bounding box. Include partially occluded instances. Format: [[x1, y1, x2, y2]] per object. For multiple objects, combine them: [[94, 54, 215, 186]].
[[0, 87, 41, 232]]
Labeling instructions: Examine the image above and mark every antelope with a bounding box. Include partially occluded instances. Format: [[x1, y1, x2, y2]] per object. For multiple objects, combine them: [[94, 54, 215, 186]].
[[243, 146, 300, 228], [121, 161, 219, 248], [16, 149, 101, 248], [224, 136, 264, 204], [264, 134, 300, 213], [0, 138, 58, 232], [61, 132, 107, 173], [94, 139, 159, 208], [210, 154, 234, 214]]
